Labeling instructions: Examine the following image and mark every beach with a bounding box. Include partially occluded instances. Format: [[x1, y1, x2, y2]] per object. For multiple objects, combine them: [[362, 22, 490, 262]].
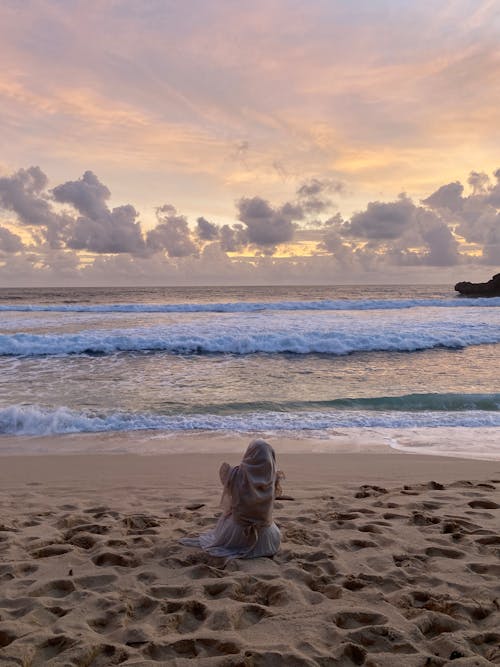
[[1, 440, 499, 666], [1, 286, 499, 664]]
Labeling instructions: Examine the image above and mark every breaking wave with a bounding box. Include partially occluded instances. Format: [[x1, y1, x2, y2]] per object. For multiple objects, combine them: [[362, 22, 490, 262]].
[[0, 296, 499, 314], [1, 398, 500, 436], [1, 318, 500, 356]]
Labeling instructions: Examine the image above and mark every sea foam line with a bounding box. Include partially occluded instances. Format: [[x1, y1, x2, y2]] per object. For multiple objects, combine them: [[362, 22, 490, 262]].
[[1, 404, 500, 436], [1, 318, 500, 356], [0, 296, 499, 314]]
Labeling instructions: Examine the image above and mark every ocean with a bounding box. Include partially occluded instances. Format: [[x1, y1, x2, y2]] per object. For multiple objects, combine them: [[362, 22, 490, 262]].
[[0, 285, 499, 459]]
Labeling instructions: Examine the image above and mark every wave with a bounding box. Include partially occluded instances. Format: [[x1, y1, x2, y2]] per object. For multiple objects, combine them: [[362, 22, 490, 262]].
[[1, 318, 500, 356], [0, 296, 499, 314], [201, 393, 500, 413], [1, 404, 500, 436]]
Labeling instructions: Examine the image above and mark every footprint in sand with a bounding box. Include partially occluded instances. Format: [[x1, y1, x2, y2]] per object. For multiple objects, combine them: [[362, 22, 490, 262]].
[[30, 578, 75, 598], [143, 636, 241, 660], [347, 538, 378, 550], [393, 553, 428, 569], [416, 611, 465, 638], [333, 610, 388, 629], [207, 603, 271, 631], [410, 512, 441, 526], [149, 584, 191, 599], [354, 484, 388, 498], [88, 610, 123, 635], [0, 624, 18, 649], [30, 544, 73, 559], [468, 632, 500, 663], [64, 523, 110, 539], [75, 573, 118, 591], [92, 551, 139, 568], [424, 546, 464, 559], [244, 648, 319, 666], [467, 562, 500, 576], [68, 532, 98, 549], [158, 599, 208, 634], [28, 634, 76, 664], [468, 499, 499, 509], [475, 535, 500, 546], [347, 625, 418, 654], [204, 575, 288, 607]]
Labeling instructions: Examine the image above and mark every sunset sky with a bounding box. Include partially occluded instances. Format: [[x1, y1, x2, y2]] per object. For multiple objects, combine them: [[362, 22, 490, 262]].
[[0, 0, 499, 285]]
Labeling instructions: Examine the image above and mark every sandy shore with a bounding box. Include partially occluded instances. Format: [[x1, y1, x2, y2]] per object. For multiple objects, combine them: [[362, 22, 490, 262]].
[[1, 445, 499, 666]]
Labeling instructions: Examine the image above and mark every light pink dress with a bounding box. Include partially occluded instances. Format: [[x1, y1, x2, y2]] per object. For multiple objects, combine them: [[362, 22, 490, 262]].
[[180, 440, 281, 559]]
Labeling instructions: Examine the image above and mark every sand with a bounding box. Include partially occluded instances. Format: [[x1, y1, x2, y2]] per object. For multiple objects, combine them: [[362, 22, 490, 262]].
[[0, 442, 499, 666]]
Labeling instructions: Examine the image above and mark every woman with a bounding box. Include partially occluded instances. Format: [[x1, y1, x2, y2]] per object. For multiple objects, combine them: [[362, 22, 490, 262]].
[[180, 439, 283, 559]]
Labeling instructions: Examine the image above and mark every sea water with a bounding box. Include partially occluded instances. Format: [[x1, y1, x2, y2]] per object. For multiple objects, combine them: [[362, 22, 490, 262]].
[[0, 285, 499, 459]]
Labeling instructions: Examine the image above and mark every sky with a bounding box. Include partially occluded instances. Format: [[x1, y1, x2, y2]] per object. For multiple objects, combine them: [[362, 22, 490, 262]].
[[0, 0, 499, 286]]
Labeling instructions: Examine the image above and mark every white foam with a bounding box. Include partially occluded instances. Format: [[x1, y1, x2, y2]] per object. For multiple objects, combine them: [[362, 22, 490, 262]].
[[1, 309, 500, 356], [0, 296, 499, 314], [1, 404, 500, 437]]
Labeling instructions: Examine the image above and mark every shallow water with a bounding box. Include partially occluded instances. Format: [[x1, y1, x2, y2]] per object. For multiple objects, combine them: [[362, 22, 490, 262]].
[[1, 285, 499, 459]]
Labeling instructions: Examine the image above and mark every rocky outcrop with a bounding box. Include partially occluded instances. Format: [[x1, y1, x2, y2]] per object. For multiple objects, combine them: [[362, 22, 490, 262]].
[[454, 273, 500, 297]]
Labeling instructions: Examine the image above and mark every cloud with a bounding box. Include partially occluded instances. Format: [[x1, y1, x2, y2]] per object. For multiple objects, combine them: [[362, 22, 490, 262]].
[[51, 170, 146, 254], [0, 226, 24, 253], [414, 210, 460, 266], [296, 178, 344, 215], [0, 166, 68, 246], [332, 193, 461, 267], [237, 196, 301, 252], [467, 171, 490, 196], [196, 216, 219, 241], [217, 224, 245, 252], [67, 204, 146, 255], [342, 194, 415, 240], [146, 205, 198, 257], [297, 178, 344, 198], [1, 163, 499, 285], [52, 170, 111, 220], [194, 214, 247, 252], [421, 182, 464, 212], [422, 169, 500, 266]]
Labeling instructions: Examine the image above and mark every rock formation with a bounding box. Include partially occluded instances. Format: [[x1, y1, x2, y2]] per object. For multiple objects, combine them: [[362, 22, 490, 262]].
[[454, 273, 500, 297]]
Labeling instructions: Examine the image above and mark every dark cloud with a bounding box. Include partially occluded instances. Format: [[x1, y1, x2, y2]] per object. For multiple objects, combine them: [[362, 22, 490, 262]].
[[2, 164, 499, 284], [318, 229, 354, 265], [52, 170, 147, 254], [329, 194, 461, 267], [0, 226, 24, 253], [421, 181, 464, 212], [416, 210, 460, 266], [196, 216, 219, 241], [423, 169, 500, 265], [486, 169, 500, 208], [0, 166, 68, 246], [297, 178, 344, 198], [296, 178, 344, 215], [219, 223, 247, 252], [67, 204, 146, 254], [237, 196, 301, 250], [52, 170, 111, 220], [343, 194, 415, 240], [467, 171, 490, 196], [146, 205, 198, 257]]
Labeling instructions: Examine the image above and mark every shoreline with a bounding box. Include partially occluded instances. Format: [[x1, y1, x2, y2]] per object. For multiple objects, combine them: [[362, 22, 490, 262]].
[[1, 449, 500, 487], [1, 426, 499, 462]]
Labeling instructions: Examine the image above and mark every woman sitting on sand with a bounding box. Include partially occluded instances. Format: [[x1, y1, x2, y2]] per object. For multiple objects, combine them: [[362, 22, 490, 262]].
[[180, 439, 283, 559]]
